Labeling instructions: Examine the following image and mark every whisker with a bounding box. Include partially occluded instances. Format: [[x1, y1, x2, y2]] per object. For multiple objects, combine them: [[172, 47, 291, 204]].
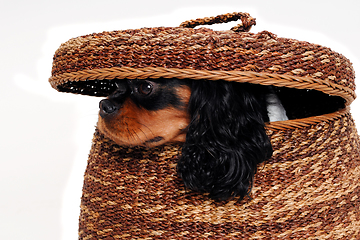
[[124, 122, 137, 143], [136, 122, 155, 138], [121, 117, 162, 145], [138, 127, 150, 140], [124, 116, 156, 141], [129, 128, 143, 145]]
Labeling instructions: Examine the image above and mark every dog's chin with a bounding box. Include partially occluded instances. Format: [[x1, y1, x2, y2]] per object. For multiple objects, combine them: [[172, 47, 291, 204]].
[[97, 116, 187, 148]]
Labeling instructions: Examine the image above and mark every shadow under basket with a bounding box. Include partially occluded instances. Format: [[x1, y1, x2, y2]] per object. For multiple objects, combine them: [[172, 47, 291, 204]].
[[48, 12, 360, 239]]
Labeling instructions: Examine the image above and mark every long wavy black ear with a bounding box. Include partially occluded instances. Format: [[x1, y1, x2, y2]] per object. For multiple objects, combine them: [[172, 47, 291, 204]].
[[177, 80, 273, 201]]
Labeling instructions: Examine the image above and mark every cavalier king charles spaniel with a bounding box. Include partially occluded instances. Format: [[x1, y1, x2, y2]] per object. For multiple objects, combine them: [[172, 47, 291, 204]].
[[98, 78, 288, 201]]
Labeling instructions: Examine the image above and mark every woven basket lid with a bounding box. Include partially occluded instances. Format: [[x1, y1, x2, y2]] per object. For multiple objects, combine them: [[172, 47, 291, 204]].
[[49, 12, 356, 104]]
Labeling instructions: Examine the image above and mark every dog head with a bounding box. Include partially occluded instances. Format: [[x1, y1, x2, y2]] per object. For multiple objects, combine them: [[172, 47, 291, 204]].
[[98, 78, 191, 147], [98, 78, 272, 201]]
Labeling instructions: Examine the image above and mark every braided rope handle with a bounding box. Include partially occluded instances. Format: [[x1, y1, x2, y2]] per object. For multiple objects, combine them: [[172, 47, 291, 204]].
[[179, 12, 256, 32]]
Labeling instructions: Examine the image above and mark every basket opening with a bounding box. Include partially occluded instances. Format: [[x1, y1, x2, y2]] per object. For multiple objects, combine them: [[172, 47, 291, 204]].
[[273, 86, 346, 120], [57, 79, 346, 120], [57, 79, 117, 97]]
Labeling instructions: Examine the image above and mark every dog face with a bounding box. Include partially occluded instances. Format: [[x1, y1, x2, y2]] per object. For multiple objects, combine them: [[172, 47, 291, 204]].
[[98, 78, 272, 201], [98, 78, 191, 147]]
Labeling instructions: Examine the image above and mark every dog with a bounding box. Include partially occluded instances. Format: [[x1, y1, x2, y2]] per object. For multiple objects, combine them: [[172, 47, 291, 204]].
[[98, 78, 288, 201]]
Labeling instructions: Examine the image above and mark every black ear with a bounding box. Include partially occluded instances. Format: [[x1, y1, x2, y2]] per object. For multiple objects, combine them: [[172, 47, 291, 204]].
[[177, 80, 272, 201]]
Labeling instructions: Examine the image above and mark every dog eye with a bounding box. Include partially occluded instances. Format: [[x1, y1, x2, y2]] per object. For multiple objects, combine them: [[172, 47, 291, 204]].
[[137, 82, 153, 96]]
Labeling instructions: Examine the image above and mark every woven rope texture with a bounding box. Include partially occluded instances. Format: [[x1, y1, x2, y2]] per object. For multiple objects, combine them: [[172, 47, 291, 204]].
[[79, 109, 360, 239]]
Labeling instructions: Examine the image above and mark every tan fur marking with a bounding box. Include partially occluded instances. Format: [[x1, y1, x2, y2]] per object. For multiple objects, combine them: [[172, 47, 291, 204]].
[[98, 86, 191, 147]]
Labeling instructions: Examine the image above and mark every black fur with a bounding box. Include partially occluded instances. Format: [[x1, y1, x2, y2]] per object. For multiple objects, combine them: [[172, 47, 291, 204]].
[[273, 87, 345, 120], [177, 80, 273, 201]]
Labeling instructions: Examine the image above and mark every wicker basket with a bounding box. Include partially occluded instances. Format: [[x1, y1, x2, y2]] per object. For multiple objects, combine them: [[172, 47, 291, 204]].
[[49, 13, 360, 239]]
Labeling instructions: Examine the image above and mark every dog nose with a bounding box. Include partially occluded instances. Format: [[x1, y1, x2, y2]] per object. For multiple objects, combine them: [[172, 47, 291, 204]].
[[99, 99, 118, 117]]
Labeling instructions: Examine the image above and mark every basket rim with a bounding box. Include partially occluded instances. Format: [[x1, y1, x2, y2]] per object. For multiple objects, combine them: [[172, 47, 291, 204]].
[[49, 66, 356, 104], [266, 106, 350, 131]]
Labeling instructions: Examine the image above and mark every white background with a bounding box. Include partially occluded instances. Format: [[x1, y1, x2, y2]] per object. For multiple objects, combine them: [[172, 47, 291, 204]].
[[1, 1, 359, 239]]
